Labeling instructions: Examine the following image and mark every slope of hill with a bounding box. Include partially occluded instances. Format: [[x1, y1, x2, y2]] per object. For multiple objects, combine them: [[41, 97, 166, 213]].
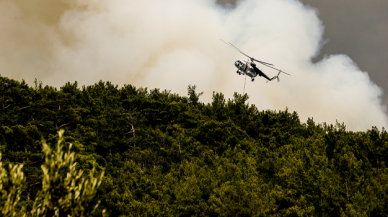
[[1, 75, 387, 216]]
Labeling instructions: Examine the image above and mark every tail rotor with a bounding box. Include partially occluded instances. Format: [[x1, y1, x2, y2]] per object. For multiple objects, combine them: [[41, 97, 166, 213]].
[[269, 71, 281, 83], [276, 71, 281, 82]]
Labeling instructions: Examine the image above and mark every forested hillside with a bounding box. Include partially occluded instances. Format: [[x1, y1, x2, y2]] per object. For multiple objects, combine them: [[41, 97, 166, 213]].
[[1, 75, 388, 216]]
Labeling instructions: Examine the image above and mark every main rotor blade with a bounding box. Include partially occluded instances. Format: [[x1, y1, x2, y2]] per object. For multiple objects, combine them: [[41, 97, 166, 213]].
[[220, 39, 252, 59], [260, 64, 291, 76], [220, 39, 274, 66], [254, 59, 274, 66]]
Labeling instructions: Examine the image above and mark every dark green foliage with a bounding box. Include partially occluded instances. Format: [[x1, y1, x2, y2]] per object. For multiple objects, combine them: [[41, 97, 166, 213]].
[[1, 74, 388, 216]]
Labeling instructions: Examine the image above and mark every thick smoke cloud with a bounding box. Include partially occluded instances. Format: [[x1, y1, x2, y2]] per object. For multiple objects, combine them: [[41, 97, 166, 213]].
[[0, 0, 387, 131], [298, 0, 388, 112]]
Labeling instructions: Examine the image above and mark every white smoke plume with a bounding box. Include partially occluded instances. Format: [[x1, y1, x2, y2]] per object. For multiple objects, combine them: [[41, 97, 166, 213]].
[[0, 0, 387, 131]]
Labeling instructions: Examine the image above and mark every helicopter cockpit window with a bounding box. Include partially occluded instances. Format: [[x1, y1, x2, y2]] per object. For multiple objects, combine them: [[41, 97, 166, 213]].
[[235, 61, 242, 67]]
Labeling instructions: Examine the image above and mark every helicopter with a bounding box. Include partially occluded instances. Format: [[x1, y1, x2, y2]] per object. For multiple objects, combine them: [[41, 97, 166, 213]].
[[221, 39, 290, 82]]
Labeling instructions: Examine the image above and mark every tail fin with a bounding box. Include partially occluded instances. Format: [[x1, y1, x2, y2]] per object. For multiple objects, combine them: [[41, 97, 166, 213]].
[[267, 70, 290, 83]]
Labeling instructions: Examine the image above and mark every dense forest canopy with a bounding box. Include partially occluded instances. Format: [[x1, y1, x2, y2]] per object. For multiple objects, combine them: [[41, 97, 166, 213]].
[[1, 75, 388, 216]]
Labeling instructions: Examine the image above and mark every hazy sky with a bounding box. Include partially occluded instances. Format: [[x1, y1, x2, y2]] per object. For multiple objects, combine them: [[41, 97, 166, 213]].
[[1, 0, 387, 131]]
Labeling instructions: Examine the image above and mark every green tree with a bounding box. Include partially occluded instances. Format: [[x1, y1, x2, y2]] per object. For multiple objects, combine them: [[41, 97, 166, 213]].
[[0, 153, 26, 216], [0, 129, 105, 216]]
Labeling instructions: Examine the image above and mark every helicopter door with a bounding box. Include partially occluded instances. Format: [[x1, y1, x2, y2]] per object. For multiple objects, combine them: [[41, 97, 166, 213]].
[[240, 62, 247, 70]]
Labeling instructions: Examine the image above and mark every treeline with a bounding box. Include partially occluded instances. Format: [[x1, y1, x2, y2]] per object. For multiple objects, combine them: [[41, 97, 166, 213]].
[[1, 75, 388, 216]]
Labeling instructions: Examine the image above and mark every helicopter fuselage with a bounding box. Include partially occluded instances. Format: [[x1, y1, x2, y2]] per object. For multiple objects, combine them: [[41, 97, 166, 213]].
[[234, 59, 273, 82], [235, 59, 256, 78]]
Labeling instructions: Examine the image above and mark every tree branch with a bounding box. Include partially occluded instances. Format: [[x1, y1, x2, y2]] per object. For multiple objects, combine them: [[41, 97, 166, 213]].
[[4, 102, 21, 109], [380, 208, 388, 217], [57, 121, 71, 129], [29, 181, 41, 187]]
